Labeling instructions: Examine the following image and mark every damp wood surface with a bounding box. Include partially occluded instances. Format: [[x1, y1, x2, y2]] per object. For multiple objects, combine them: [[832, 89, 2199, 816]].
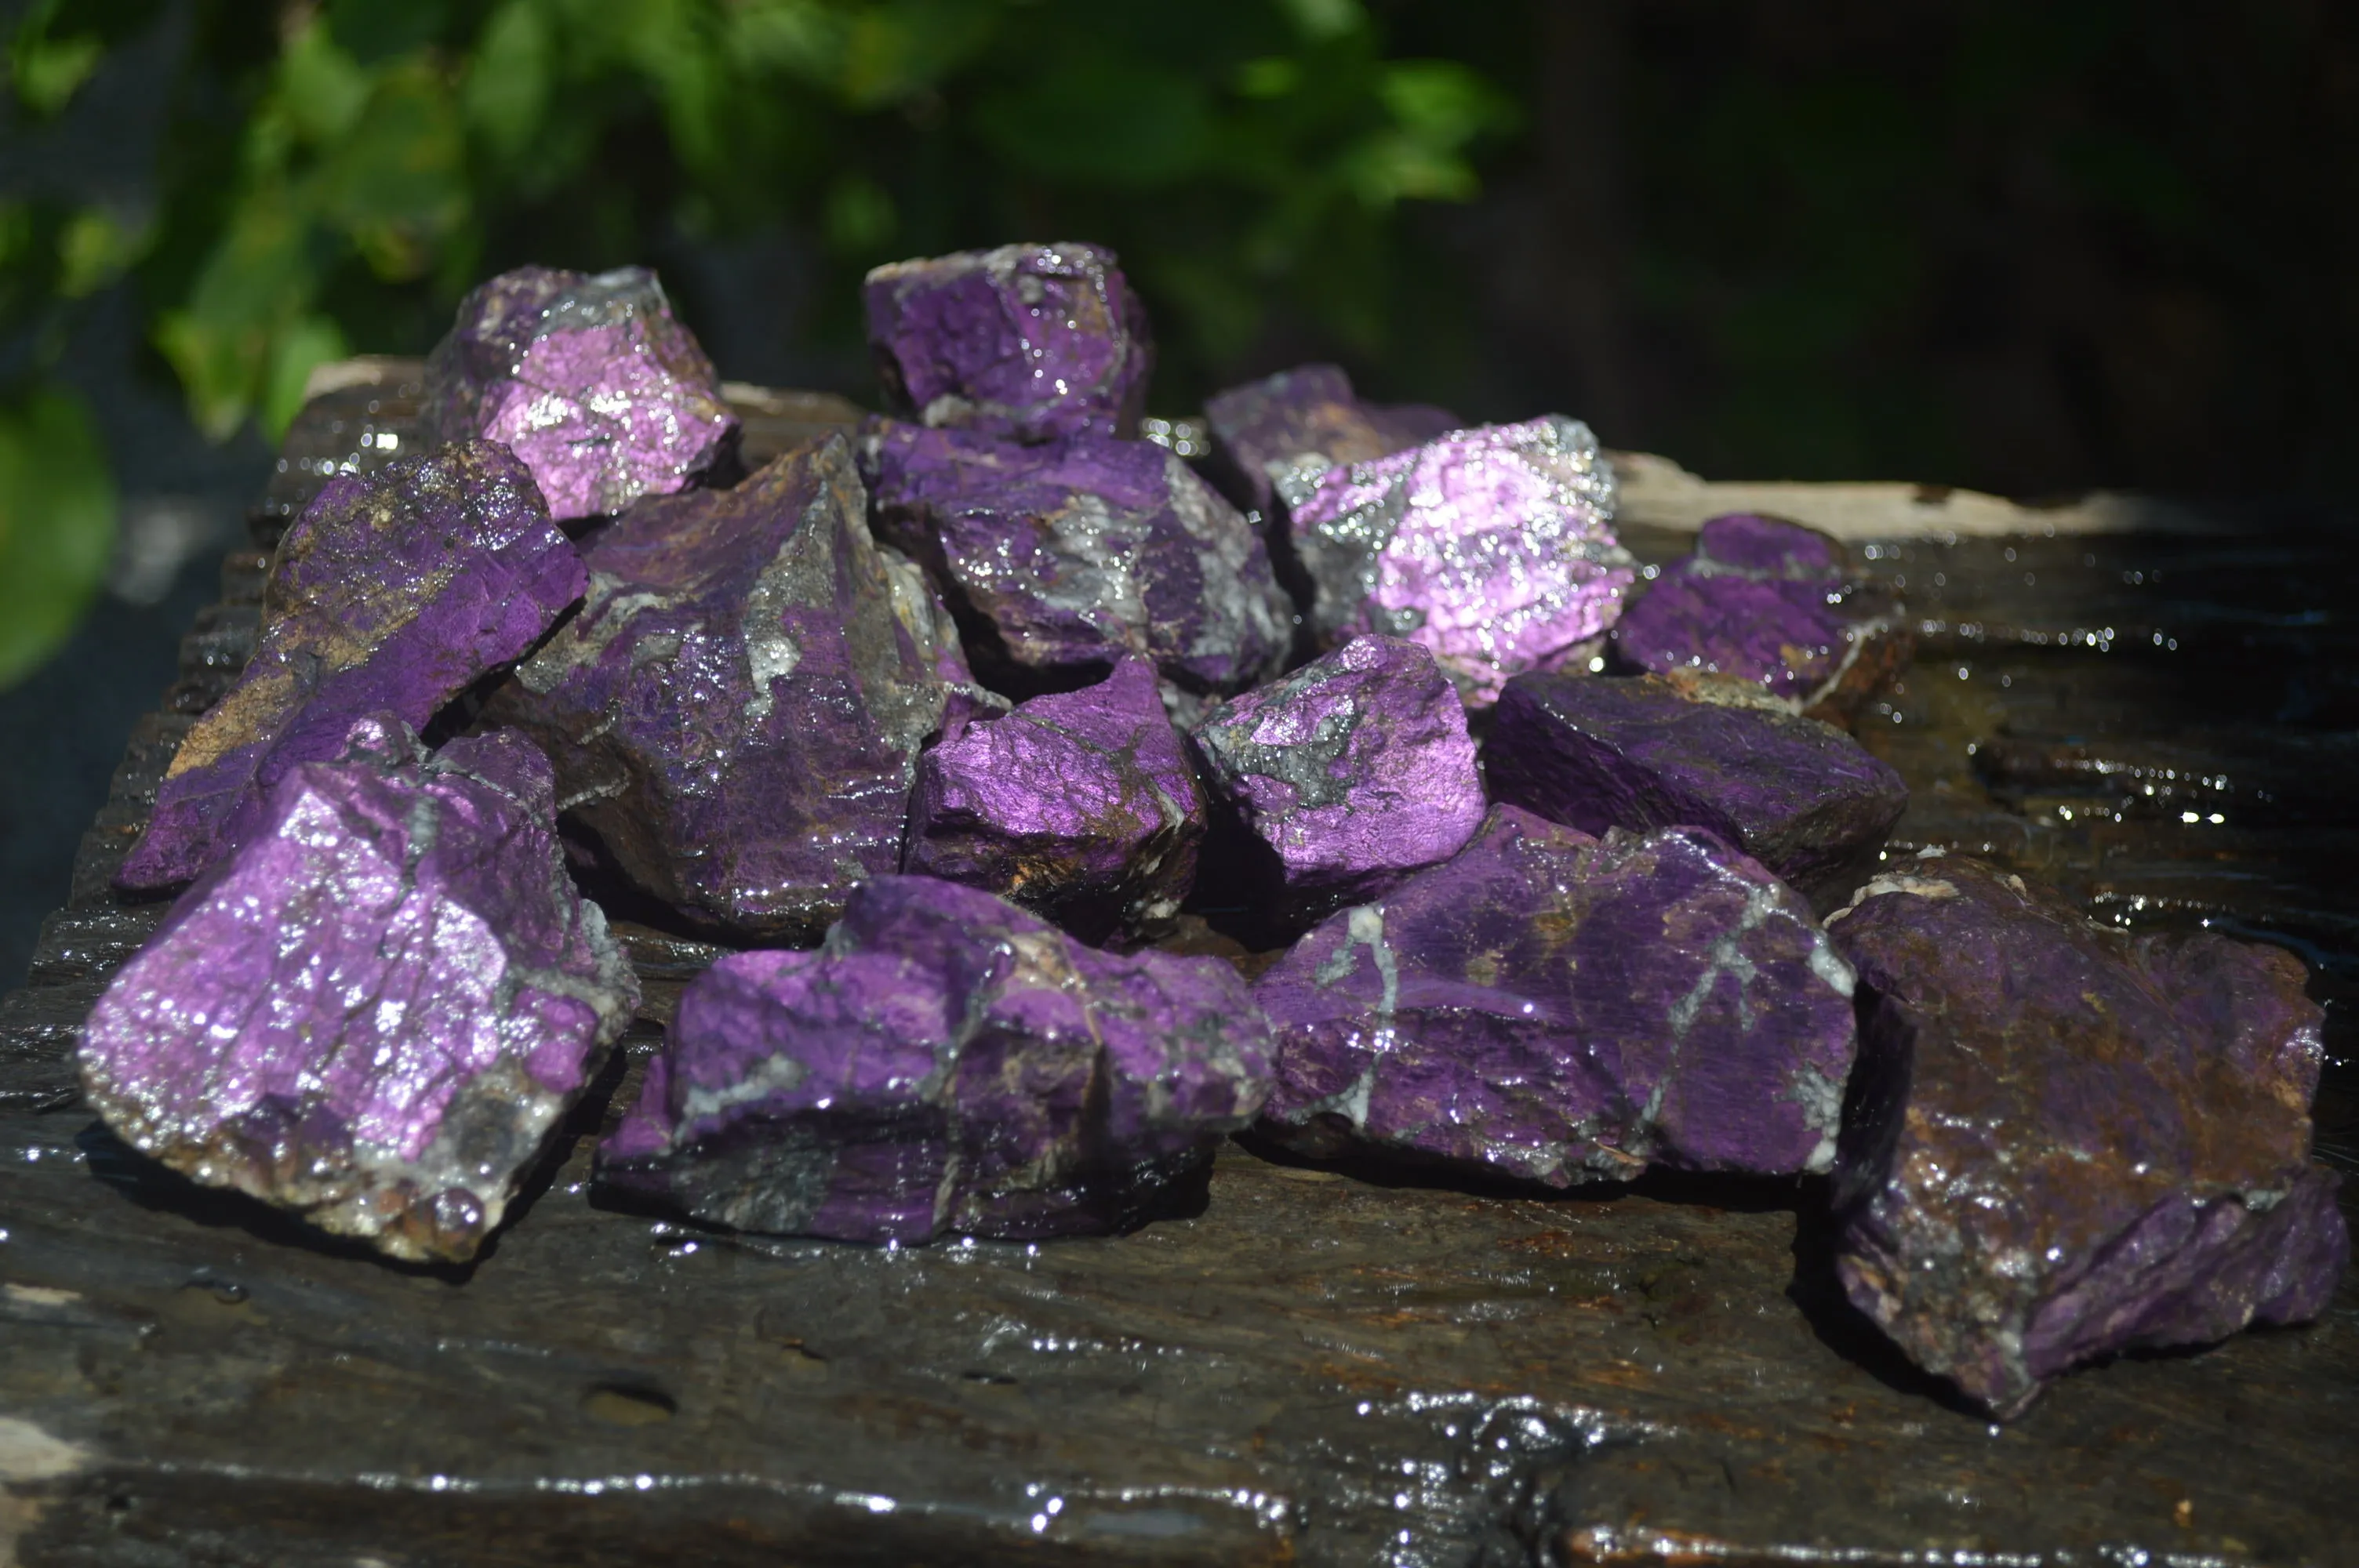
[[0, 383, 2353, 1567]]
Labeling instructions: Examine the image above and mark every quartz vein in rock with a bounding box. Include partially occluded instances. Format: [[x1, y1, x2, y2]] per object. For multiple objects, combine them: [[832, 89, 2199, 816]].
[[117, 441, 583, 892], [599, 876, 1272, 1243], [1824, 851, 2348, 1417], [1256, 805, 1856, 1185], [423, 265, 737, 521], [81, 716, 639, 1264]]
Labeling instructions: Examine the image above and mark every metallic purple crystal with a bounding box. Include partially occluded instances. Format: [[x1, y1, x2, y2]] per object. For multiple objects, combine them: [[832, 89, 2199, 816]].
[[904, 657, 1204, 945], [598, 875, 1273, 1243], [485, 435, 949, 942], [424, 265, 737, 521], [1824, 851, 2348, 1417], [1612, 513, 1912, 717], [1484, 671, 1907, 910], [864, 242, 1152, 443], [1256, 805, 1856, 1184], [116, 441, 583, 892], [1190, 635, 1485, 929], [861, 419, 1292, 698], [80, 715, 640, 1264], [1286, 415, 1637, 703], [1199, 362, 1459, 523]]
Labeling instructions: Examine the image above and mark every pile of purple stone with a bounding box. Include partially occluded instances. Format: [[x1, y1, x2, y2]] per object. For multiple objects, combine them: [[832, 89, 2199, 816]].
[[81, 245, 2343, 1419]]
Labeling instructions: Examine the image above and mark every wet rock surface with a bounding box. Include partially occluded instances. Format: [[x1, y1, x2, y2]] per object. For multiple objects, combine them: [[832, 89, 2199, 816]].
[[1485, 670, 1910, 910], [80, 717, 638, 1265], [903, 658, 1202, 944], [1824, 851, 2346, 1417], [863, 242, 1152, 443], [860, 418, 1291, 698], [1198, 362, 1459, 524], [2, 434, 2354, 1566], [1286, 415, 1635, 702], [424, 265, 738, 522], [1256, 805, 1856, 1185], [117, 441, 583, 893], [485, 435, 947, 945], [1189, 635, 1485, 931], [598, 876, 1270, 1243], [1612, 511, 1913, 720]]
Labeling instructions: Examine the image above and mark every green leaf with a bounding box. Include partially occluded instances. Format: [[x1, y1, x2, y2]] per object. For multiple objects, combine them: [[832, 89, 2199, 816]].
[[56, 205, 154, 298], [1275, 0, 1364, 44], [1378, 60, 1513, 147], [975, 53, 1213, 188], [155, 187, 318, 440], [260, 315, 352, 442], [0, 386, 117, 688], [9, 13, 104, 118], [314, 61, 470, 281], [463, 1, 554, 163], [823, 173, 898, 256], [278, 14, 372, 145]]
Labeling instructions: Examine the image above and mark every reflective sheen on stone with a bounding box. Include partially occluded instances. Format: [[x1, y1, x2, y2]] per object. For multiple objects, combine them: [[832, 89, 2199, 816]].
[[1824, 852, 2348, 1417], [864, 243, 1152, 443], [861, 419, 1292, 699], [424, 265, 737, 521], [904, 658, 1203, 946], [1484, 671, 1907, 910], [1286, 416, 1636, 703], [1256, 806, 1856, 1185], [1198, 362, 1459, 524], [599, 876, 1273, 1243], [1190, 635, 1484, 929], [118, 442, 583, 892], [80, 716, 639, 1265], [1613, 513, 1911, 720], [486, 435, 948, 943]]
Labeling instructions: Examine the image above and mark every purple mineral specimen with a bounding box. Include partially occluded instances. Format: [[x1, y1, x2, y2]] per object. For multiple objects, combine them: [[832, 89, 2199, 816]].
[[864, 243, 1152, 443], [904, 657, 1204, 945], [861, 419, 1292, 699], [1189, 635, 1485, 930], [1285, 415, 1636, 703], [1484, 671, 1907, 911], [1824, 851, 2349, 1417], [485, 435, 949, 943], [1612, 512, 1911, 721], [424, 265, 738, 521], [1256, 806, 1856, 1185], [81, 715, 639, 1264], [117, 442, 583, 893], [598, 876, 1272, 1243], [1199, 362, 1459, 524]]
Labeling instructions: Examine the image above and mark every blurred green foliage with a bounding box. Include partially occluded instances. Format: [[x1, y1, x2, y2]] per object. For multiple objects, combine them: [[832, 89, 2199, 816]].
[[0, 0, 1514, 685]]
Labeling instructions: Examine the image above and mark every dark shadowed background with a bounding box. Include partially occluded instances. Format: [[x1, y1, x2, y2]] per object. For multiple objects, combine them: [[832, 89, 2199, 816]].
[[4, 0, 2356, 985]]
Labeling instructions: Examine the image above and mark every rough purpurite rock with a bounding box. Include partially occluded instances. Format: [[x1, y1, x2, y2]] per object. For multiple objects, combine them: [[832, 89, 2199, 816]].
[[1285, 415, 1636, 703], [1484, 670, 1908, 910], [423, 264, 738, 521], [864, 242, 1152, 443], [904, 657, 1203, 945], [1824, 852, 2348, 1417], [599, 876, 1272, 1243], [1612, 511, 1912, 720], [861, 419, 1292, 699], [485, 434, 949, 943], [1198, 362, 1459, 524], [1190, 635, 1485, 929], [1256, 805, 1856, 1185], [117, 441, 583, 893], [79, 716, 640, 1265]]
